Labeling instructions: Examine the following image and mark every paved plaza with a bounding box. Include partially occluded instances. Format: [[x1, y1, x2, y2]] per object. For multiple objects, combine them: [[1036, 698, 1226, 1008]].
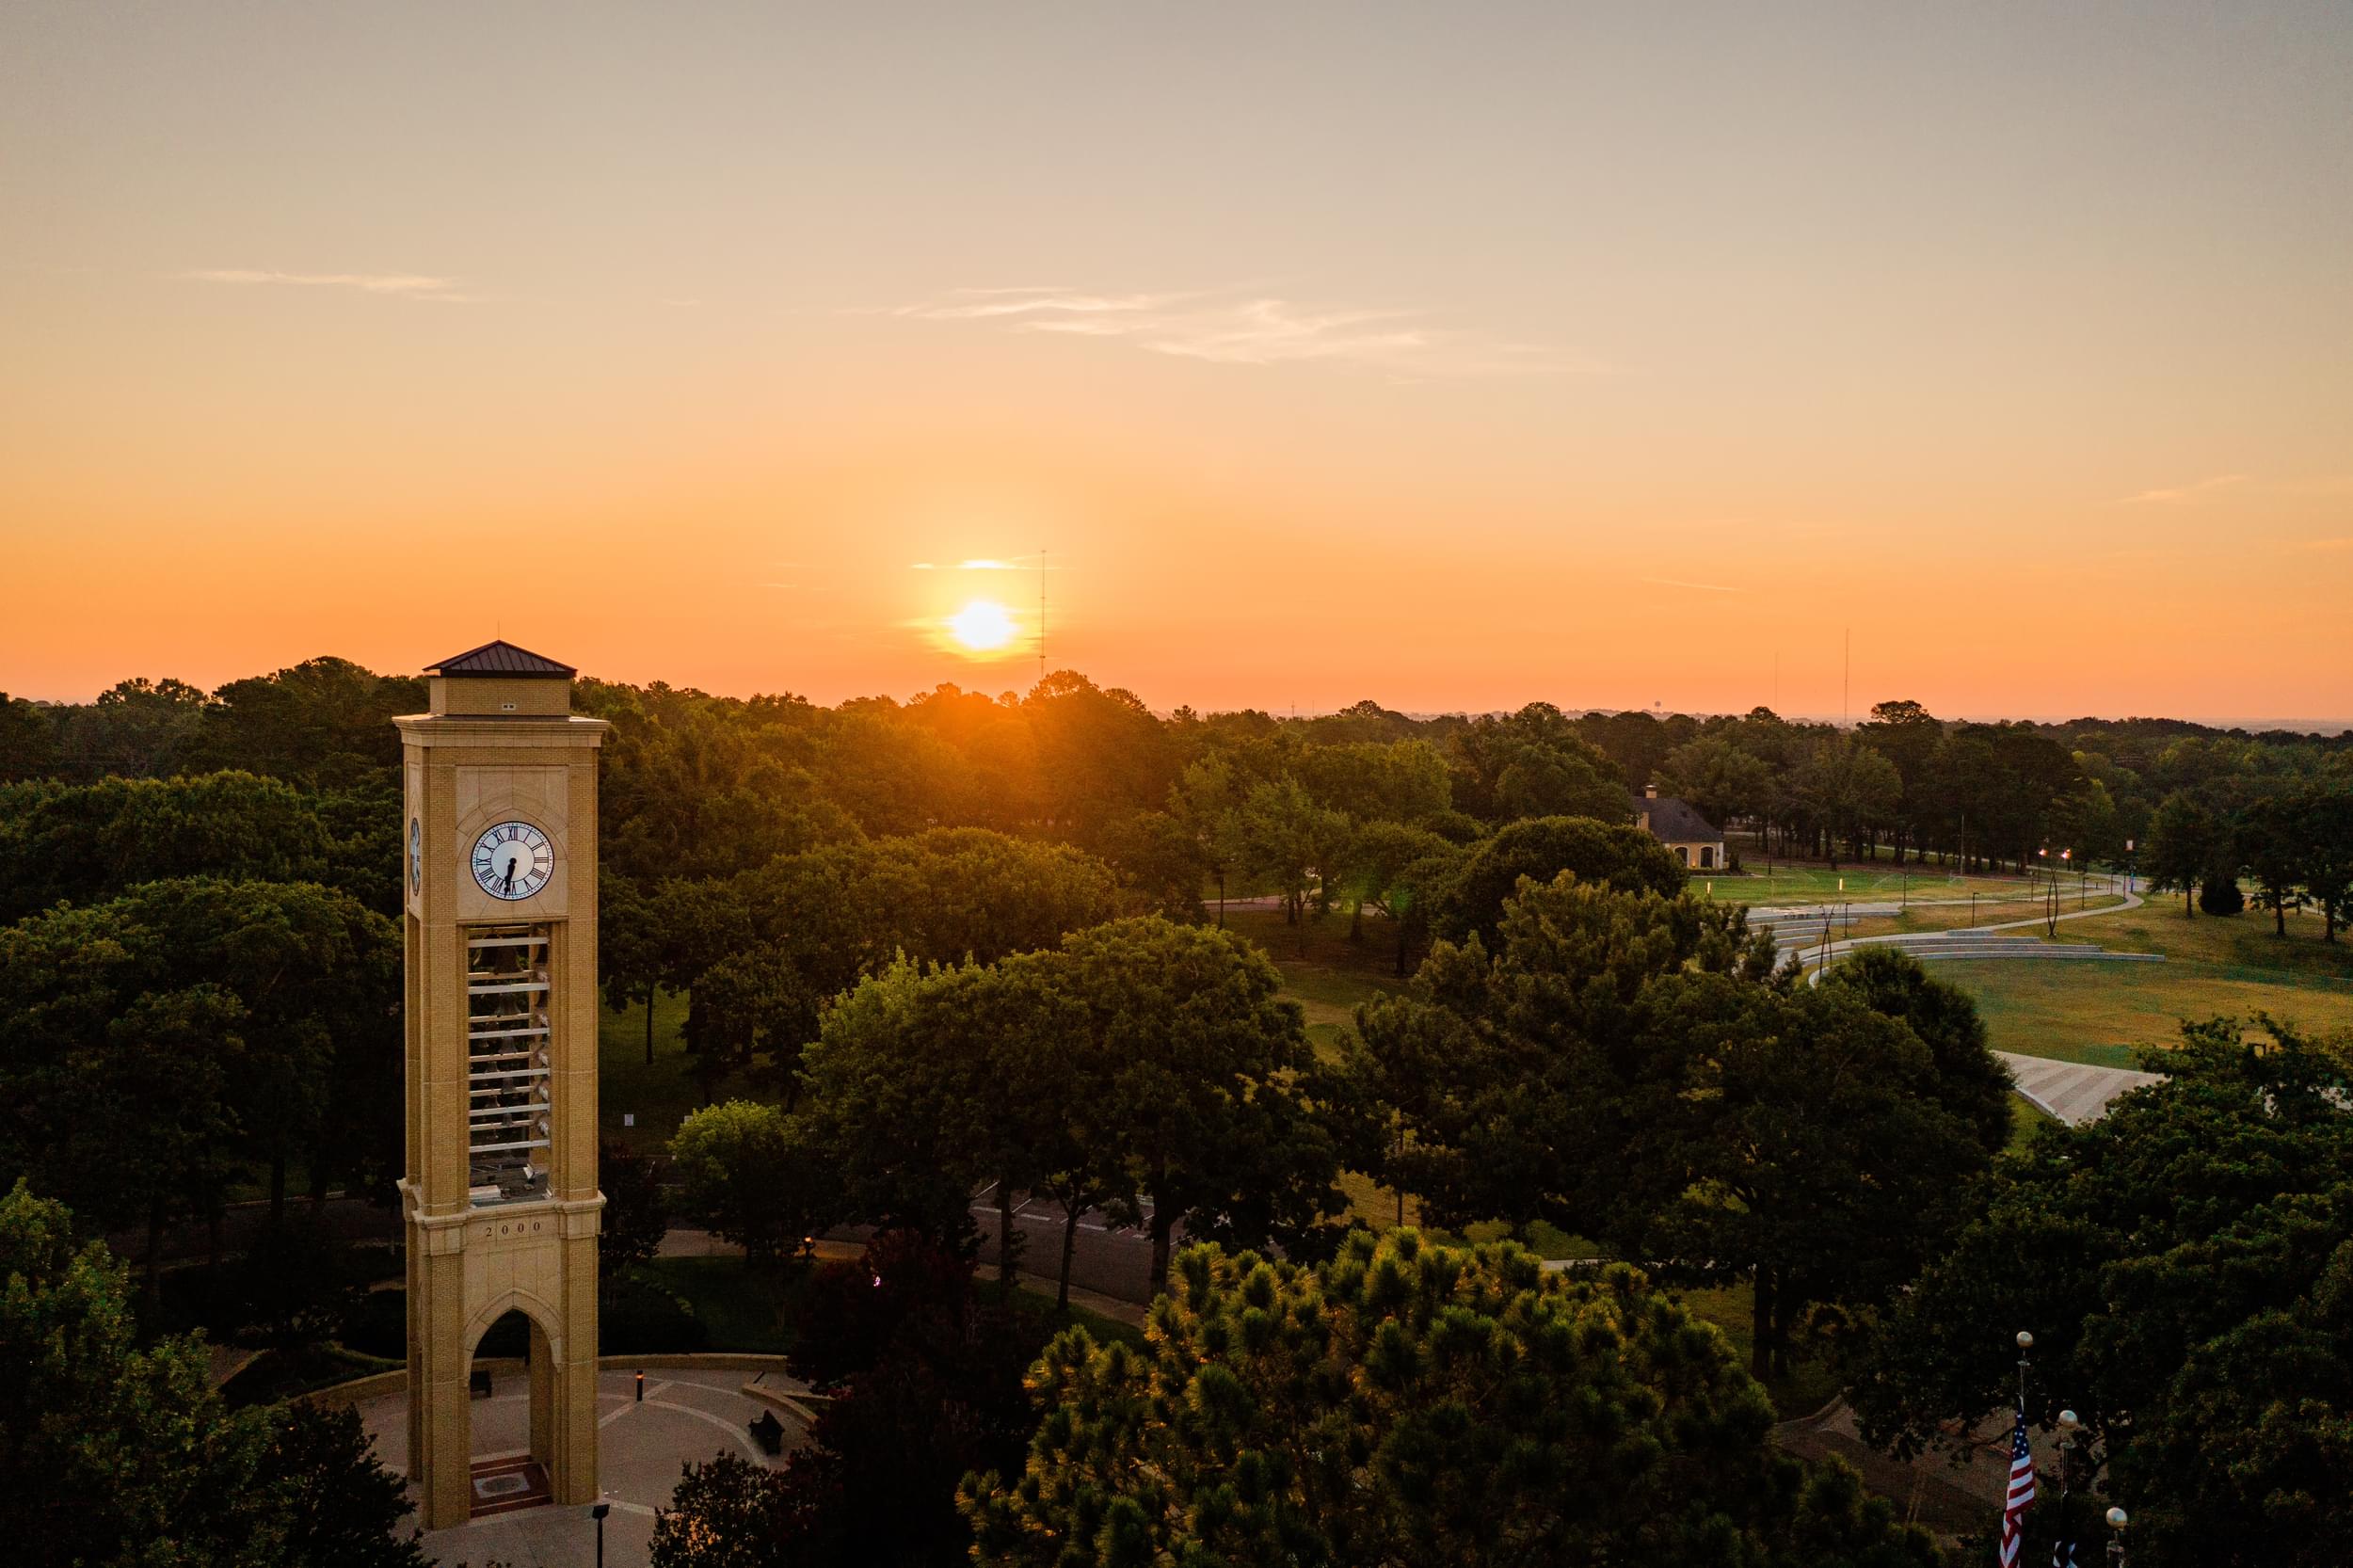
[[355, 1368, 808, 1567], [1995, 1050, 2165, 1125]]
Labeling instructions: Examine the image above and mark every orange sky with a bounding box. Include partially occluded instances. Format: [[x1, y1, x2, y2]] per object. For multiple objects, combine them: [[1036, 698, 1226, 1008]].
[[3, 4, 2348, 724]]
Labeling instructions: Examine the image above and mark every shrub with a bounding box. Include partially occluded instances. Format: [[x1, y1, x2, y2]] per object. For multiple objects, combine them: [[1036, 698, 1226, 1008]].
[[2200, 872, 2246, 916]]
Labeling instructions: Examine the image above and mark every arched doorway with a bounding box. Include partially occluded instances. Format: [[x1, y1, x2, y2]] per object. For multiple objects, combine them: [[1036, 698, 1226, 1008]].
[[459, 1299, 571, 1517]]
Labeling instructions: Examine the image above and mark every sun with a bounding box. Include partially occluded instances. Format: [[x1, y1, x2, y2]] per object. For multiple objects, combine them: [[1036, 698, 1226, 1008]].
[[945, 598, 1018, 652]]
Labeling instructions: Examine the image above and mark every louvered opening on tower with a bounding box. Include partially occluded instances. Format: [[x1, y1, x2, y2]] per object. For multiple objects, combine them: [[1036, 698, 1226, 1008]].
[[466, 922, 553, 1206]]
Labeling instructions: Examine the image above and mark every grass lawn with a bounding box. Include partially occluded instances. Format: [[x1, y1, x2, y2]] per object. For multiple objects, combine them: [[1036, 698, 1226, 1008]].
[[2006, 1092, 2057, 1155], [1678, 1282, 1842, 1419], [1701, 863, 2043, 908], [600, 986, 727, 1156], [632, 1255, 1144, 1356], [1823, 892, 2133, 943], [1004, 1288, 1148, 1352], [222, 1342, 401, 1408], [636, 1256, 818, 1354], [1929, 899, 2353, 1066]]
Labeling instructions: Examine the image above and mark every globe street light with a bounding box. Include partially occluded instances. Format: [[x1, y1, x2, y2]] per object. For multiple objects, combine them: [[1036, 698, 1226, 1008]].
[[2105, 1505, 2129, 1567], [2054, 1409, 2087, 1565]]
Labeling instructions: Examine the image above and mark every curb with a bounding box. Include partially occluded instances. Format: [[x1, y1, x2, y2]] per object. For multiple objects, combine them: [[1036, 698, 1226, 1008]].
[[298, 1352, 801, 1408]]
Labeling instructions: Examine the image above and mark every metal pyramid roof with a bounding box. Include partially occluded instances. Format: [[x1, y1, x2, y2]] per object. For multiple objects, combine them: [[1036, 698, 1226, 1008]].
[[426, 639, 576, 679]]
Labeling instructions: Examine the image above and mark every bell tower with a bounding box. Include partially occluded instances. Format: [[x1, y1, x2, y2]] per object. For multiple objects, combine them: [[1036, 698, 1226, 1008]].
[[395, 640, 607, 1528]]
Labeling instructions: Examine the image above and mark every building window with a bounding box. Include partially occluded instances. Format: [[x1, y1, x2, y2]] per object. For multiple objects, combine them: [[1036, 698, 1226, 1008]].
[[466, 923, 553, 1206], [1700, 845, 1716, 870]]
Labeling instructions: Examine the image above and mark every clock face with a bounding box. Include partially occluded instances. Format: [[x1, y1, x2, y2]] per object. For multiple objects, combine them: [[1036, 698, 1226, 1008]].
[[408, 818, 422, 895], [471, 820, 553, 901]]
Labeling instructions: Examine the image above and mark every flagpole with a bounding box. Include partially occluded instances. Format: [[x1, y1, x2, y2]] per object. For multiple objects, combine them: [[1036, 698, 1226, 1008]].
[[2002, 1331, 2037, 1568]]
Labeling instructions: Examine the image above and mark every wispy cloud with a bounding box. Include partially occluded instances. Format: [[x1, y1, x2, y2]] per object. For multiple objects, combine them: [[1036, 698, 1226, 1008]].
[[1640, 576, 1743, 593], [868, 286, 1586, 377], [179, 268, 482, 303], [956, 558, 1019, 570], [2114, 473, 2248, 505]]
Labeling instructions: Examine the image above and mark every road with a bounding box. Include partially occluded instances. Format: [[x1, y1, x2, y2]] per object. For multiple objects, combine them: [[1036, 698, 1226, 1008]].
[[965, 1185, 1171, 1305], [1784, 869, 2148, 980]]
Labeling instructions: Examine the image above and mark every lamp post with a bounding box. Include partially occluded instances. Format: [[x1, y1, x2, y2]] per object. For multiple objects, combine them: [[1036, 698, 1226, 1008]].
[[2105, 1506, 2129, 1567], [2054, 1408, 2085, 1566]]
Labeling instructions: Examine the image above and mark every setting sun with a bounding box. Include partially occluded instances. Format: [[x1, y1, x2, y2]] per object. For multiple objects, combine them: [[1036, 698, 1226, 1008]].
[[946, 599, 1018, 653]]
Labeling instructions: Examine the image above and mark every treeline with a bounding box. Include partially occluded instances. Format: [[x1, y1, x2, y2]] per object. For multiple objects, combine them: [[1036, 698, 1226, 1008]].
[[8, 657, 2346, 908]]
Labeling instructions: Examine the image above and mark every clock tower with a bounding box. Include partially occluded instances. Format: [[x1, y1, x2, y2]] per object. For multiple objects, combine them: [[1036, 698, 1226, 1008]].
[[395, 641, 607, 1527]]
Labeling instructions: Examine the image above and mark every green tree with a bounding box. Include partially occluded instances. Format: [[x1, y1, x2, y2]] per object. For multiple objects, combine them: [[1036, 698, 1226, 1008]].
[[669, 1100, 840, 1265], [1790, 736, 1904, 867], [0, 692, 60, 780], [1089, 808, 1205, 921], [961, 1232, 1941, 1568], [1445, 702, 1628, 824], [0, 772, 334, 923], [1357, 876, 1990, 1378], [2142, 791, 2219, 917], [261, 1402, 430, 1568], [2237, 789, 2310, 936], [1852, 1018, 2353, 1568], [598, 1138, 669, 1279], [1358, 877, 1765, 1235], [175, 657, 424, 788], [55, 676, 210, 779], [2201, 861, 2248, 916], [0, 1181, 424, 1567], [1855, 699, 1946, 863], [1629, 972, 1990, 1379], [1234, 776, 1349, 926], [1659, 733, 1775, 830], [1347, 820, 1459, 962], [1061, 918, 1343, 1291], [599, 873, 666, 1065], [1294, 738, 1453, 826], [0, 877, 403, 1245], [1432, 813, 1686, 946], [2298, 783, 2353, 941], [798, 954, 1087, 1293], [1817, 946, 2015, 1155], [1169, 755, 1244, 925]]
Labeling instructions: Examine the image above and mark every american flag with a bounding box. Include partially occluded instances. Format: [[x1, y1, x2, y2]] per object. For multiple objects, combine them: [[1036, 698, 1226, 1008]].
[[2000, 1405, 2038, 1567]]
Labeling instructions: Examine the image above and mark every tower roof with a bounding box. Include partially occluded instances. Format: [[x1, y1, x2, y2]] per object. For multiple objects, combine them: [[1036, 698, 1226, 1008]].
[[425, 639, 576, 679]]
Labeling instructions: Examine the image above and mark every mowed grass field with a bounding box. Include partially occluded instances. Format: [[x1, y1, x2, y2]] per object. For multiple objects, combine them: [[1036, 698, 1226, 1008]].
[[1928, 899, 2353, 1066], [1698, 862, 2046, 908], [599, 986, 707, 1156]]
